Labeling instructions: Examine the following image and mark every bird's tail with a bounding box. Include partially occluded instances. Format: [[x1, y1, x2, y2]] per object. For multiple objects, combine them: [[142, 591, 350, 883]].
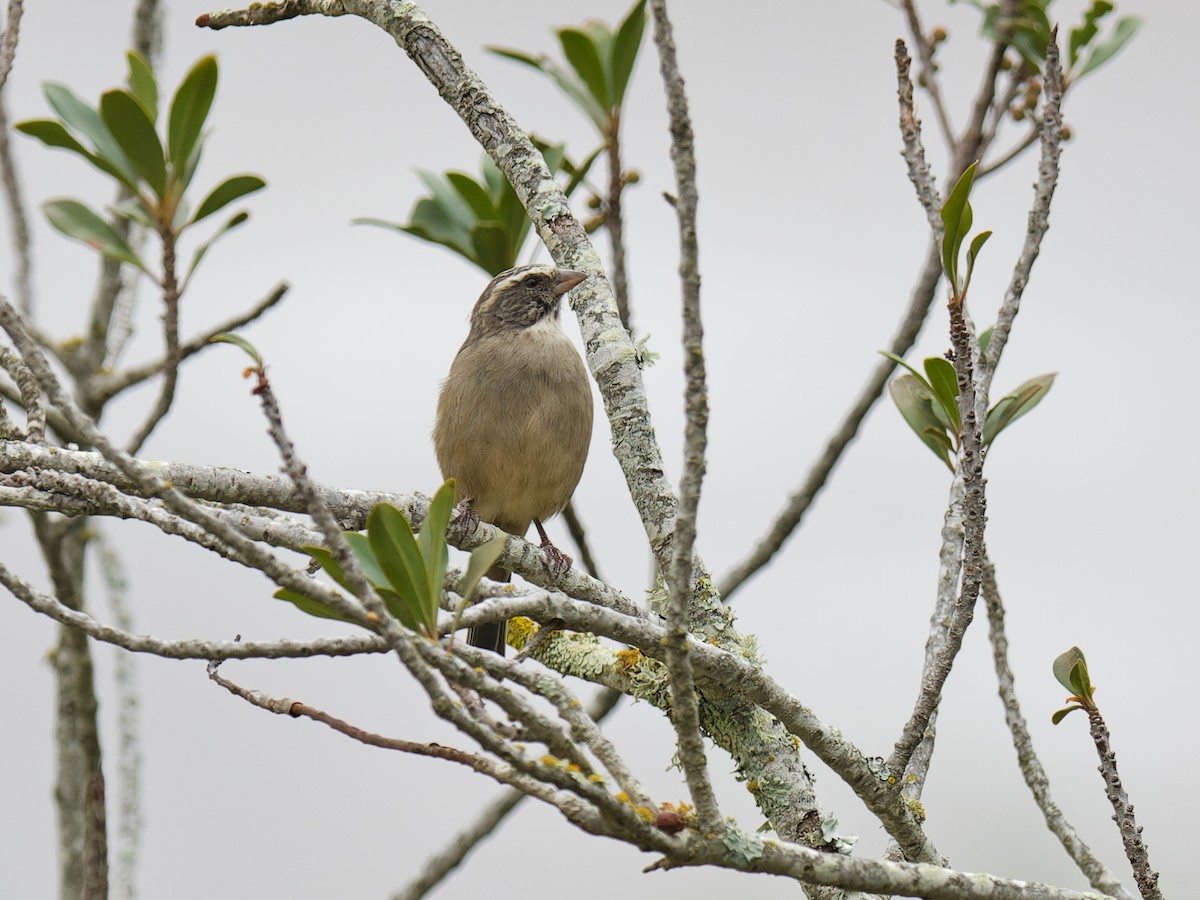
[[466, 564, 510, 655]]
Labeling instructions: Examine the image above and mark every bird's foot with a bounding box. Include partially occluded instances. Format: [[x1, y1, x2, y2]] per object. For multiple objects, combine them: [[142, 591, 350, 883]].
[[450, 500, 480, 542], [534, 519, 573, 581]]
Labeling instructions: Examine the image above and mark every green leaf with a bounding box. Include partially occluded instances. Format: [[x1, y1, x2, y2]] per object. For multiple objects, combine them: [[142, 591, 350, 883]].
[[983, 372, 1055, 445], [376, 586, 422, 631], [963, 229, 993, 295], [15, 119, 140, 191], [186, 211, 248, 282], [210, 331, 263, 369], [539, 58, 607, 130], [562, 143, 605, 197], [923, 356, 962, 433], [416, 169, 478, 229], [1068, 661, 1092, 702], [43, 199, 149, 273], [889, 374, 954, 471], [274, 587, 356, 623], [418, 480, 456, 629], [446, 171, 499, 221], [190, 174, 265, 225], [880, 350, 932, 389], [343, 532, 388, 588], [485, 46, 546, 71], [1069, 1, 1114, 69], [610, 0, 647, 107], [367, 503, 430, 630], [461, 536, 507, 605], [1077, 16, 1141, 79], [450, 534, 508, 648], [978, 326, 995, 356], [168, 55, 218, 173], [1051, 705, 1082, 725], [43, 83, 138, 186], [940, 161, 979, 287], [471, 222, 514, 275], [1052, 646, 1087, 694], [558, 26, 611, 111], [303, 546, 352, 593], [99, 89, 167, 196], [125, 50, 159, 122]]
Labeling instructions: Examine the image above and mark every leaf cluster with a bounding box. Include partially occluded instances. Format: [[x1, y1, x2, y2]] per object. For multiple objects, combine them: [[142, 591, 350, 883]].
[[276, 481, 505, 640], [356, 144, 600, 276], [488, 0, 646, 134], [960, 0, 1140, 79], [16, 52, 265, 287], [885, 347, 1054, 470], [940, 161, 992, 304], [1051, 646, 1097, 723]]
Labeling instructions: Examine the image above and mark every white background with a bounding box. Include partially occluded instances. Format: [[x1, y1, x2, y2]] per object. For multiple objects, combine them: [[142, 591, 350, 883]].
[[1, 1, 1196, 898]]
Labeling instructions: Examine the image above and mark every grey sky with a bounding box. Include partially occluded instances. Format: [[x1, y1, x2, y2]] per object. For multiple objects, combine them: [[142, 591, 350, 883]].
[[1, 1, 1196, 898]]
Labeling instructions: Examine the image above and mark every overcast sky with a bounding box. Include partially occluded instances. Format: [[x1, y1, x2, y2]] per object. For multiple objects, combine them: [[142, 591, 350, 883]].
[[2, 1, 1197, 898]]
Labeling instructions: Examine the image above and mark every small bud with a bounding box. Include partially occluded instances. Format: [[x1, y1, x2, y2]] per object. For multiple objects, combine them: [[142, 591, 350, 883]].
[[931, 26, 947, 43], [1010, 107, 1026, 122], [1060, 124, 1073, 140], [654, 810, 686, 834]]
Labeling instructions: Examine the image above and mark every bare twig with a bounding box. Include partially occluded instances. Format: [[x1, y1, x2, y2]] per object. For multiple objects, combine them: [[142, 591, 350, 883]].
[[899, 0, 954, 148], [125, 231, 182, 454], [895, 41, 942, 231], [0, 344, 44, 442], [976, 37, 1064, 405], [0, 0, 32, 315], [561, 499, 602, 579], [95, 536, 142, 900], [1084, 709, 1162, 900], [649, 0, 721, 834], [605, 110, 632, 332]]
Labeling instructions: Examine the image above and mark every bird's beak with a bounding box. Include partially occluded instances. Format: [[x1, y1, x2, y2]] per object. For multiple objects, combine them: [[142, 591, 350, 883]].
[[553, 269, 588, 296]]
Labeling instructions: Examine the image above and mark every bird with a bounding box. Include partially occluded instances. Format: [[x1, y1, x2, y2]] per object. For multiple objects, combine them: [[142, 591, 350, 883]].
[[433, 263, 594, 655]]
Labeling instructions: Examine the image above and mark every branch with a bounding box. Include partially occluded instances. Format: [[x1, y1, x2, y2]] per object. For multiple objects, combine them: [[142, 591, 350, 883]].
[[899, 0, 954, 149], [650, 0, 720, 834], [1084, 708, 1162, 900], [983, 560, 1133, 900], [95, 535, 142, 900], [976, 36, 1064, 406], [125, 229, 182, 454], [0, 1, 32, 315]]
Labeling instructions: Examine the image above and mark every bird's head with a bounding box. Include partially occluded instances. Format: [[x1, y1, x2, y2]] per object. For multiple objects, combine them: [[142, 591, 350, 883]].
[[469, 264, 587, 336]]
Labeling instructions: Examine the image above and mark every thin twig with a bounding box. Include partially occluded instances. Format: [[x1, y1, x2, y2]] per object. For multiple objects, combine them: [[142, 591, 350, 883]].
[[983, 560, 1133, 900], [899, 0, 954, 149], [605, 110, 632, 332], [887, 267, 989, 779], [650, 0, 721, 835], [1084, 709, 1162, 900], [560, 499, 602, 579], [96, 535, 142, 900], [125, 230, 181, 454], [976, 36, 1063, 406], [0, 344, 44, 442]]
